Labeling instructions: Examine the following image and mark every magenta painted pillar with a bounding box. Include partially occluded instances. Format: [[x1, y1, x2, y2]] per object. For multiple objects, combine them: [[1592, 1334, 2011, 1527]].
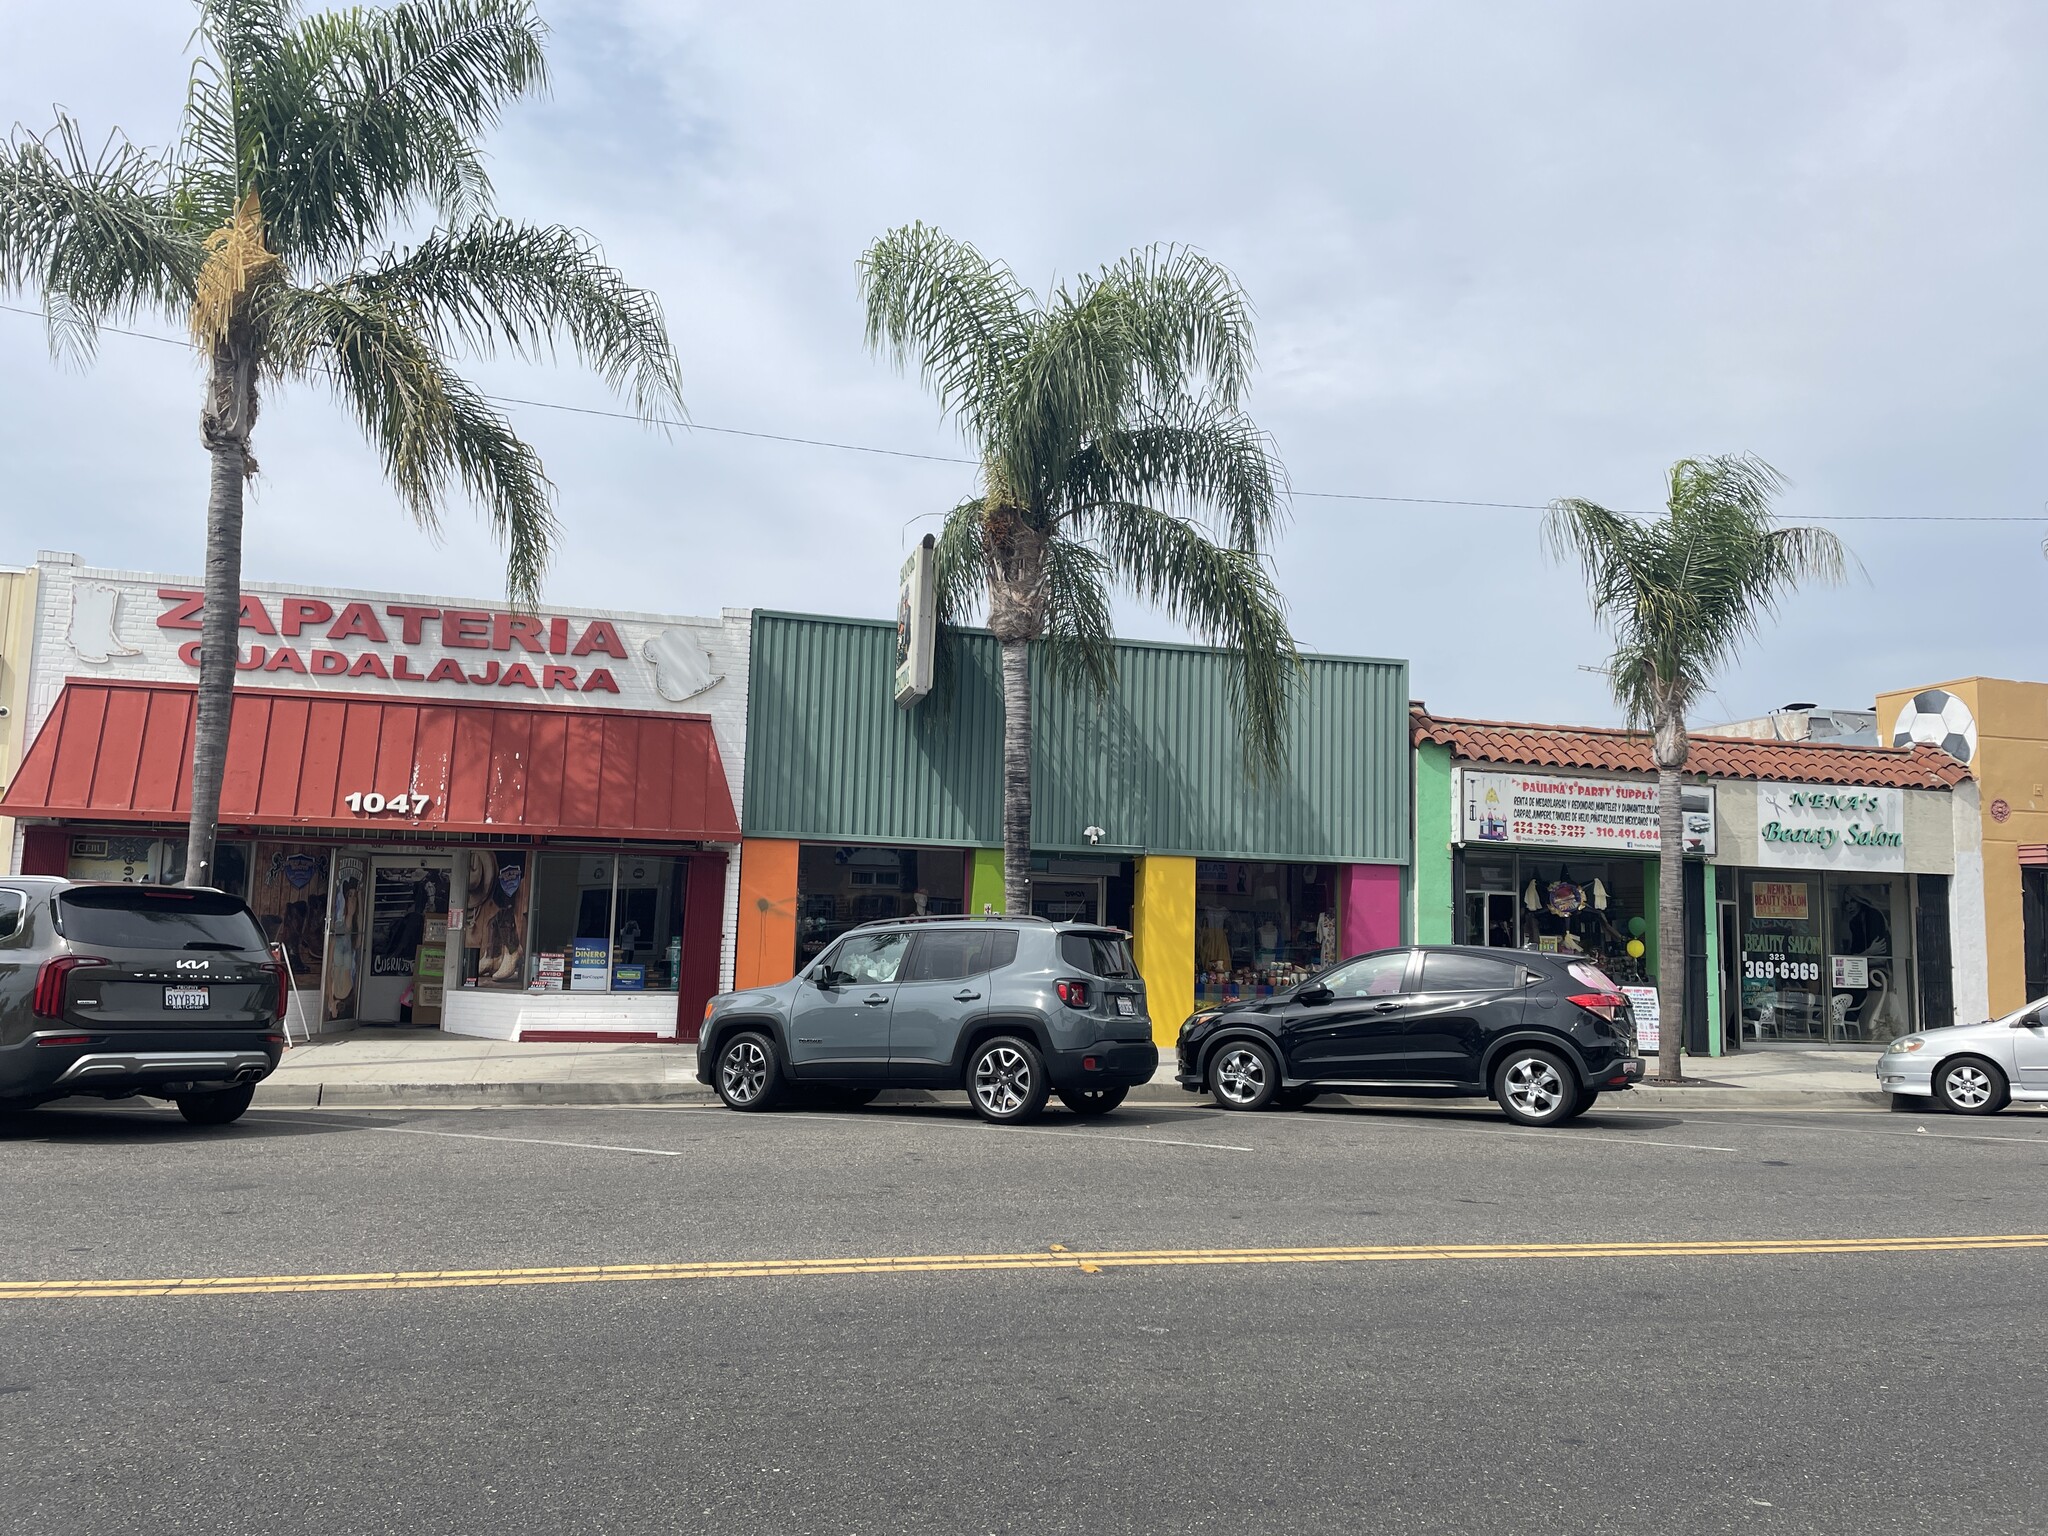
[[1340, 864, 1402, 956]]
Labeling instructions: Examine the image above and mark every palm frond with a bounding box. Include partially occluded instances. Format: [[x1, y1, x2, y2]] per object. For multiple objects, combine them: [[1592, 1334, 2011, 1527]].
[[930, 497, 991, 627], [1546, 456, 1849, 737], [858, 222, 1034, 454], [243, 0, 544, 267], [1088, 244, 1257, 407], [269, 279, 556, 602], [0, 116, 199, 360], [1064, 397, 1284, 551], [1090, 499, 1299, 773], [1039, 535, 1117, 697], [351, 218, 681, 418]]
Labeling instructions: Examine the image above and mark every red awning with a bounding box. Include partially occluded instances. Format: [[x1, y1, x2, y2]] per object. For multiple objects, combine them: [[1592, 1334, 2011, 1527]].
[[1, 681, 739, 842]]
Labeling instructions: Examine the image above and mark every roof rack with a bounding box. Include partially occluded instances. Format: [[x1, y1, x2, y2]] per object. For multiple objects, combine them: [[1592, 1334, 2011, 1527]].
[[844, 913, 1054, 932]]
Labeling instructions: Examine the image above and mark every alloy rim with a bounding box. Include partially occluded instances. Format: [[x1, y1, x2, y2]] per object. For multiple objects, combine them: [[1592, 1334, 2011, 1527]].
[[1947, 1064, 1992, 1108], [1215, 1047, 1268, 1106], [974, 1046, 1032, 1115], [721, 1040, 768, 1104], [1504, 1056, 1564, 1117]]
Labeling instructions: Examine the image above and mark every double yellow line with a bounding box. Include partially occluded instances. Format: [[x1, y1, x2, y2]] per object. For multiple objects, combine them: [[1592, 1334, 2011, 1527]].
[[3, 1232, 2042, 1301]]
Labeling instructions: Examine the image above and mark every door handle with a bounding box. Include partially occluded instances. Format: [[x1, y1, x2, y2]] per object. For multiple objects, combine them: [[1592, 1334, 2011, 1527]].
[[861, 993, 889, 1006], [1373, 1001, 1403, 1013], [953, 990, 982, 1002]]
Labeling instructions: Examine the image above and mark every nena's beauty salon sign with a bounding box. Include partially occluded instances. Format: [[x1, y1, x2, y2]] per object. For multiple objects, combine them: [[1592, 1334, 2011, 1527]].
[[1755, 783, 1905, 873]]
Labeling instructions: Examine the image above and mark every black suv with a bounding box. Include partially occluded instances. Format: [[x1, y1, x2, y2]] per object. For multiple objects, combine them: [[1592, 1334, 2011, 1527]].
[[1175, 945, 1644, 1126], [0, 877, 286, 1124]]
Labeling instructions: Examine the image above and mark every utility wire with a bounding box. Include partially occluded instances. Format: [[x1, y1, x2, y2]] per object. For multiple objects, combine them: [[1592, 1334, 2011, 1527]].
[[2, 301, 2038, 524]]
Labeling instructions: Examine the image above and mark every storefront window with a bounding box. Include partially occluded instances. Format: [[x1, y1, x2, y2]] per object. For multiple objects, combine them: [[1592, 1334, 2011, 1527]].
[[1194, 861, 1339, 1004], [1828, 879, 1912, 1042], [1739, 875, 1826, 1040], [612, 854, 686, 992], [1736, 872, 1916, 1044], [460, 847, 531, 990], [516, 850, 688, 994], [252, 841, 330, 994], [796, 845, 966, 969], [1460, 852, 1649, 986]]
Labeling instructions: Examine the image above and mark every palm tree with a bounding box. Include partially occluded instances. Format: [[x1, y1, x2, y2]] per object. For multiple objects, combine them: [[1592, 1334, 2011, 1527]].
[[0, 0, 681, 887], [1546, 455, 1848, 1080], [859, 223, 1298, 914]]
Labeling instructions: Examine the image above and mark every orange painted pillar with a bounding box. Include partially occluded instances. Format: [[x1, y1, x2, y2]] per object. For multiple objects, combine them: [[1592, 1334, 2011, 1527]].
[[734, 837, 801, 989]]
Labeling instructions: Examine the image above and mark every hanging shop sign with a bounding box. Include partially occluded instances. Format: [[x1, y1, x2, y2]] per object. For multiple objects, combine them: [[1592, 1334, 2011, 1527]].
[[1457, 770, 1715, 856], [1754, 783, 1905, 874], [893, 534, 937, 708]]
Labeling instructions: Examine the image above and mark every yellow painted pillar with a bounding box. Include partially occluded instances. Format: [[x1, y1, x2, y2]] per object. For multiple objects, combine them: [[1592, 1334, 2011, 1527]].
[[1134, 854, 1195, 1048]]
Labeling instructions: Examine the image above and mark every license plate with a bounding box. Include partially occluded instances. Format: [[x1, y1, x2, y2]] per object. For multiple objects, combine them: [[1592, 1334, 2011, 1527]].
[[163, 986, 211, 1011], [1115, 995, 1135, 1016]]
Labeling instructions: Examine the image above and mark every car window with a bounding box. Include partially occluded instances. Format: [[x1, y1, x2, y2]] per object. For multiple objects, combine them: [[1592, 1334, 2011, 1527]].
[[905, 931, 991, 982], [1420, 952, 1522, 991], [56, 886, 266, 951], [1317, 951, 1410, 998], [0, 889, 24, 942], [987, 930, 1020, 970], [828, 931, 910, 984], [1567, 961, 1621, 993], [1059, 932, 1137, 978]]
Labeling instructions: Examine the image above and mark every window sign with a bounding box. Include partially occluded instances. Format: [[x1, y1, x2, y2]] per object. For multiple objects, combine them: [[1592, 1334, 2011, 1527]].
[[1458, 770, 1714, 856], [571, 938, 610, 990], [1755, 783, 1905, 873]]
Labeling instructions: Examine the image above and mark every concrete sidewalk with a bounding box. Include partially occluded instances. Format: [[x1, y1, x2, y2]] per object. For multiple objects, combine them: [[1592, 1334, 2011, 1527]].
[[254, 1028, 1889, 1109]]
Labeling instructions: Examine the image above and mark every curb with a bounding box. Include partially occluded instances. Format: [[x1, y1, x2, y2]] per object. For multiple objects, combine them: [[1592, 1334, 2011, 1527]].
[[254, 1079, 1889, 1112]]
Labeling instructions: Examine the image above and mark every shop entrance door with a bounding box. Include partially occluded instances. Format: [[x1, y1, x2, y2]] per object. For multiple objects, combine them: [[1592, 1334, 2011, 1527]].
[[1027, 877, 1104, 925], [360, 856, 453, 1025], [1465, 890, 1519, 948], [1718, 900, 1740, 1051]]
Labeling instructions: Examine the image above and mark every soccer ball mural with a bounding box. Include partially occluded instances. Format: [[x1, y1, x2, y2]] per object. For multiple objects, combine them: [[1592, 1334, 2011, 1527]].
[[1890, 689, 1977, 765]]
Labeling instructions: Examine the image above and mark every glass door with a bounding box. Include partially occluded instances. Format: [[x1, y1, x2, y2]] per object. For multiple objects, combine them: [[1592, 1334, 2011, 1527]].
[[1027, 877, 1104, 924], [361, 856, 453, 1025]]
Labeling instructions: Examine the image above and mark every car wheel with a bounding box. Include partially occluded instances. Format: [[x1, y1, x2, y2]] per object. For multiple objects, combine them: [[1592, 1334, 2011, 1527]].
[[1492, 1047, 1581, 1127], [967, 1036, 1049, 1123], [1933, 1057, 2009, 1116], [715, 1031, 786, 1112], [1277, 1087, 1322, 1110], [1056, 1084, 1128, 1117], [175, 1084, 256, 1126], [1209, 1039, 1281, 1111]]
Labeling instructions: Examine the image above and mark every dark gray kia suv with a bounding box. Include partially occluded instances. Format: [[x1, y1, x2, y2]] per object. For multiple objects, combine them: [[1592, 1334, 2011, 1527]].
[[697, 917, 1159, 1122], [0, 878, 287, 1124]]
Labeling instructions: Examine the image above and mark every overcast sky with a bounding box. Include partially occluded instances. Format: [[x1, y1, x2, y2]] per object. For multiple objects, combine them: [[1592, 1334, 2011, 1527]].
[[3, 1, 2043, 728]]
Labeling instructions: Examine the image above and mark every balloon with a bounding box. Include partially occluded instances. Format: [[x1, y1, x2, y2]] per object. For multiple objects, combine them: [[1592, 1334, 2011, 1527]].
[[1628, 916, 1648, 938], [1626, 939, 1646, 959]]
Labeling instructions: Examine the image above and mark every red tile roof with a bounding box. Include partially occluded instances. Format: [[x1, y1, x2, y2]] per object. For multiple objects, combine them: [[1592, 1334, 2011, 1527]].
[[1411, 705, 1969, 789]]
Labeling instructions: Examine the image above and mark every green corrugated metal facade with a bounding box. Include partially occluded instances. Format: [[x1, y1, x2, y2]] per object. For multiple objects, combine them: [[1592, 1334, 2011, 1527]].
[[744, 612, 1410, 864]]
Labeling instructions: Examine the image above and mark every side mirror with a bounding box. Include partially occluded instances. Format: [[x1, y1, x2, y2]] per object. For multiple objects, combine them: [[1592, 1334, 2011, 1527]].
[[1297, 983, 1333, 1006], [808, 965, 835, 987]]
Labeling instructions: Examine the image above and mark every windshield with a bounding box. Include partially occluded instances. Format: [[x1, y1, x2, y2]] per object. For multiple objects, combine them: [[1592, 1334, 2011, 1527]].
[[58, 886, 268, 952]]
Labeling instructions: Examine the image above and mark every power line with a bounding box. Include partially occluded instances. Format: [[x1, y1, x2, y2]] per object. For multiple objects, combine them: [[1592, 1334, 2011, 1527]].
[[1, 301, 2039, 524]]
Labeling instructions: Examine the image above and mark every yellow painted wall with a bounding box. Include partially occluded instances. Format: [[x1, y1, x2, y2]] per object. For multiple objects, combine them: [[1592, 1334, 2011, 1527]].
[[0, 567, 38, 875], [1134, 854, 1195, 1047], [1878, 677, 2046, 1015]]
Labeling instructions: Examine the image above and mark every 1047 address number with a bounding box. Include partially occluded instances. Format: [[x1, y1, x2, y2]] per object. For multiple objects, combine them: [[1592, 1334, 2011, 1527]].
[[344, 790, 432, 815]]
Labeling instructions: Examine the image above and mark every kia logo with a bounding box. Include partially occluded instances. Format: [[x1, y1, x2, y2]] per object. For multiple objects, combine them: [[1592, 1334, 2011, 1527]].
[[175, 959, 210, 970]]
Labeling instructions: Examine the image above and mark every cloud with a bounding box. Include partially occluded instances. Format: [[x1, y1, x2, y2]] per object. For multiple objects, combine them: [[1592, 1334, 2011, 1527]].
[[2, 0, 2044, 730]]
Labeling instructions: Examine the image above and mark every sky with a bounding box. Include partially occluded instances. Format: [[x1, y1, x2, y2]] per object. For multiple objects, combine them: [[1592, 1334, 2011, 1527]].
[[2, 0, 2044, 729]]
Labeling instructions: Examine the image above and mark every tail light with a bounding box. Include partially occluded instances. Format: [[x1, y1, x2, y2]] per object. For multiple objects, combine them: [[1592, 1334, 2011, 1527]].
[[267, 961, 290, 1022], [34, 1032, 94, 1047], [31, 956, 107, 1020], [1568, 991, 1627, 1023], [1055, 979, 1090, 1008]]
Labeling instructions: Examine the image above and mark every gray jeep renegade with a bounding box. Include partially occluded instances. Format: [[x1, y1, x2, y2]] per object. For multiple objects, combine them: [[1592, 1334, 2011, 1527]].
[[696, 916, 1159, 1122]]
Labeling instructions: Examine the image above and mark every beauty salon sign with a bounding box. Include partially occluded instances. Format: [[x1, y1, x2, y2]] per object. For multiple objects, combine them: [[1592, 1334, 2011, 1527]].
[[1755, 783, 1905, 873]]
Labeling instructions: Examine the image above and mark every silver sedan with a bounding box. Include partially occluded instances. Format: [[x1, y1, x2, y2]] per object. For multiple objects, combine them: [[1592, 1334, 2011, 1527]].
[[1877, 1001, 2048, 1114]]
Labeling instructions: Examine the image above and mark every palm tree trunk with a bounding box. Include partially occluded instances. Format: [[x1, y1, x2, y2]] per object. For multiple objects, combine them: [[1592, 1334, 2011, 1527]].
[[999, 637, 1032, 915], [187, 343, 255, 887], [1655, 762, 1684, 1080]]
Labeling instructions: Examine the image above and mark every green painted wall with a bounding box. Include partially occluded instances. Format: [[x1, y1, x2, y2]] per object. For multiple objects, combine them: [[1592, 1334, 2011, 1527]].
[[1412, 742, 1454, 944], [969, 848, 1004, 915], [1703, 862, 1721, 1057], [744, 612, 1411, 863]]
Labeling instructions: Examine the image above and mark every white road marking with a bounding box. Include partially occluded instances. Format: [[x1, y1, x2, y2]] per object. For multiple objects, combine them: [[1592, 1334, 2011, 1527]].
[[252, 1113, 680, 1157], [994, 1124, 1257, 1153], [1475, 1128, 1739, 1153]]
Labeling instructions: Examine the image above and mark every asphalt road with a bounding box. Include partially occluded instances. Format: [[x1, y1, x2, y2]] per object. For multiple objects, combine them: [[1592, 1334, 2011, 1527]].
[[4, 1093, 2047, 1535]]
